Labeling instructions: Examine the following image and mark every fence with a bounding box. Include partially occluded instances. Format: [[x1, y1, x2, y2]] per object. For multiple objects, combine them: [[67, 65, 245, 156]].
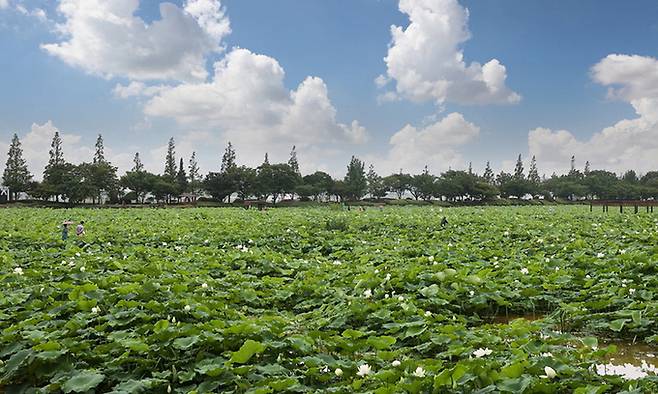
[[589, 200, 657, 213]]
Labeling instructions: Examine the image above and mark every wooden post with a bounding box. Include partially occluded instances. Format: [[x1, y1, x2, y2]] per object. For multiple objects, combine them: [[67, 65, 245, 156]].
[[620, 205, 623, 213], [635, 205, 638, 214], [590, 204, 593, 212]]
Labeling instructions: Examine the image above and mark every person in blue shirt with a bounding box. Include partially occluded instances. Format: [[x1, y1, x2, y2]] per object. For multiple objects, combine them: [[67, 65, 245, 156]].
[[62, 221, 72, 240]]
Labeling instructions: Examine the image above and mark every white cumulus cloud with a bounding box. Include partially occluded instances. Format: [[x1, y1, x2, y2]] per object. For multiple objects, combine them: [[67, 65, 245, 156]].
[[529, 54, 658, 174], [144, 48, 367, 168], [380, 0, 520, 105], [0, 0, 9, 10], [41, 0, 230, 82], [370, 112, 480, 174], [113, 82, 167, 98]]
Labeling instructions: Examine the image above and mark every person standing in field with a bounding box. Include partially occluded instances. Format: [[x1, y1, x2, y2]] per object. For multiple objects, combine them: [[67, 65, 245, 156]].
[[62, 221, 72, 240], [76, 221, 85, 237]]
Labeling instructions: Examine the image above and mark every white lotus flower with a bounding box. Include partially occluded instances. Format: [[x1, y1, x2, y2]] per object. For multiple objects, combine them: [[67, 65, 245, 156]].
[[424, 311, 432, 317], [428, 256, 434, 262], [473, 348, 493, 358], [520, 268, 529, 275], [413, 366, 426, 377], [469, 290, 475, 297], [333, 260, 342, 266], [398, 295, 404, 301], [504, 231, 510, 236], [620, 249, 626, 254], [385, 273, 391, 281], [184, 305, 191, 312], [541, 352, 553, 357], [172, 316, 176, 323], [586, 275, 591, 279], [597, 252, 605, 258], [334, 368, 343, 377], [363, 289, 372, 298], [91, 306, 100, 314], [167, 385, 172, 393], [384, 293, 389, 299], [80, 266, 86, 272], [201, 283, 208, 289], [392, 360, 401, 367], [357, 364, 372, 377], [629, 288, 636, 295], [13, 267, 23, 275], [540, 366, 557, 379]]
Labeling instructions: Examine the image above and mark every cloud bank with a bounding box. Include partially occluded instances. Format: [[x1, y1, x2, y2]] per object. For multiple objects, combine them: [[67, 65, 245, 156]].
[[380, 0, 520, 106], [42, 0, 231, 82], [529, 54, 658, 174]]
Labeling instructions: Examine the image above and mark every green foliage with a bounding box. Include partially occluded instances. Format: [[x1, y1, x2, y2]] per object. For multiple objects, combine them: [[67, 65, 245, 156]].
[[1, 206, 658, 392], [2, 133, 32, 199], [344, 156, 367, 201], [163, 137, 177, 181]]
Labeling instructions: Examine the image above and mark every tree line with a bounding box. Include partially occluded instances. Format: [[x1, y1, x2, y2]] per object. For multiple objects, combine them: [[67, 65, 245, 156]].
[[2, 133, 658, 204]]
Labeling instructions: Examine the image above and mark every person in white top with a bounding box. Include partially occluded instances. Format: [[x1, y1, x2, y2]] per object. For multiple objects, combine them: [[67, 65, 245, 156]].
[[76, 221, 85, 237]]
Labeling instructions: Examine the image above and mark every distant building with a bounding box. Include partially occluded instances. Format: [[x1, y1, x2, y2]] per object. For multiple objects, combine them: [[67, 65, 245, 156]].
[[179, 193, 198, 204]]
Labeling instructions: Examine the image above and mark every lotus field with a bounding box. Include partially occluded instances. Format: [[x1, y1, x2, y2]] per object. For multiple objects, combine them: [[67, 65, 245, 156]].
[[2, 206, 658, 393]]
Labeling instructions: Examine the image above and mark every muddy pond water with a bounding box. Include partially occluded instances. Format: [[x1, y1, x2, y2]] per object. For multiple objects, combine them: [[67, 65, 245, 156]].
[[491, 314, 658, 380], [596, 341, 658, 380]]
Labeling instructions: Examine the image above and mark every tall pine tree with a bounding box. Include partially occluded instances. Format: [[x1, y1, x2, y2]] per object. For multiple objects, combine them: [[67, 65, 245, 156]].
[[45, 131, 65, 173], [288, 145, 300, 175], [221, 142, 236, 173], [164, 138, 177, 180], [2, 134, 32, 200], [513, 154, 525, 179], [176, 158, 188, 194], [43, 132, 67, 201], [483, 161, 494, 185], [93, 134, 105, 164], [188, 152, 200, 192], [132, 152, 144, 172], [528, 155, 540, 184]]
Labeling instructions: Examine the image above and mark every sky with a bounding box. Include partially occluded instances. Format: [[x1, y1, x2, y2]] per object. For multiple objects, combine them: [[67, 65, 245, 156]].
[[1, 0, 658, 179]]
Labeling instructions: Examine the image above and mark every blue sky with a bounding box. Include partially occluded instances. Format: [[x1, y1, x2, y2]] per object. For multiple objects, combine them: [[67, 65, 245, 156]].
[[1, 0, 658, 177]]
